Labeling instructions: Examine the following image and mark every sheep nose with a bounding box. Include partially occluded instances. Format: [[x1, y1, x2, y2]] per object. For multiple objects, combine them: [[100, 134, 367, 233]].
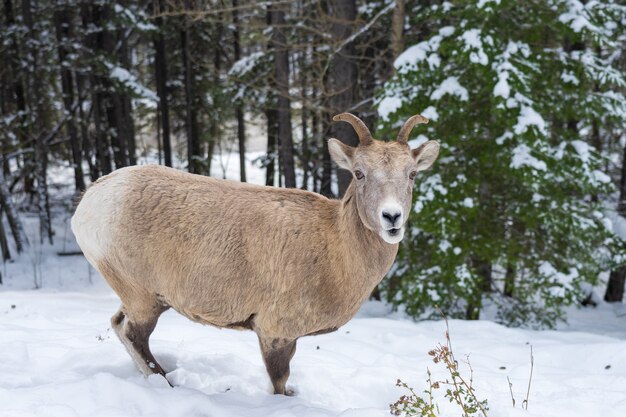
[[382, 210, 401, 227]]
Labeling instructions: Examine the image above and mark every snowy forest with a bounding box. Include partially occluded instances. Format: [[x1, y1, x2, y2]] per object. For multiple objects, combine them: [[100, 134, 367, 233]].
[[1, 1, 626, 416]]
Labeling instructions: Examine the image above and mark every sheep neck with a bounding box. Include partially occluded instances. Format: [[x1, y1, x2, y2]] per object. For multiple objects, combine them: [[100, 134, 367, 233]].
[[337, 182, 399, 286]]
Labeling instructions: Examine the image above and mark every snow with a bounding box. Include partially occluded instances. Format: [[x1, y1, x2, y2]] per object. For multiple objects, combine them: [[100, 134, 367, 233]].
[[407, 134, 429, 149], [477, 0, 501, 8], [538, 262, 578, 295], [492, 41, 535, 104], [494, 71, 511, 98], [393, 27, 454, 74], [461, 29, 489, 65], [561, 70, 580, 85], [439, 240, 452, 252], [109, 65, 158, 102], [420, 105, 439, 121], [559, 0, 601, 33], [604, 209, 626, 240], [430, 76, 469, 101], [571, 139, 591, 163], [377, 96, 403, 121], [426, 53, 441, 69], [414, 173, 447, 212], [511, 143, 547, 171], [513, 106, 547, 135], [228, 51, 264, 77], [438, 26, 455, 37], [114, 4, 156, 31], [593, 170, 612, 184], [394, 41, 429, 69], [209, 150, 268, 185], [496, 131, 513, 145], [2, 285, 626, 417]]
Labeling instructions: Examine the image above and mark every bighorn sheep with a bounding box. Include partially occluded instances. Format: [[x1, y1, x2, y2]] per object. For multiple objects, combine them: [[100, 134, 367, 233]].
[[71, 113, 440, 395]]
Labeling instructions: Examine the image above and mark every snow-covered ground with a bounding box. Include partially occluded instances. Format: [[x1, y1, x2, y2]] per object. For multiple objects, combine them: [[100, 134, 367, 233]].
[[1, 286, 625, 417], [2, 219, 626, 417], [1, 161, 626, 417]]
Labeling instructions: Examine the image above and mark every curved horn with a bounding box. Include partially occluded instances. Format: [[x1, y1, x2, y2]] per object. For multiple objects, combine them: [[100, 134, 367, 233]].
[[396, 114, 429, 144], [332, 113, 373, 146]]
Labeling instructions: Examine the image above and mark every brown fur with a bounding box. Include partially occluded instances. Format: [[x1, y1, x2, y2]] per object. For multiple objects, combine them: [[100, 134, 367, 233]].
[[72, 114, 439, 394], [96, 167, 397, 338]]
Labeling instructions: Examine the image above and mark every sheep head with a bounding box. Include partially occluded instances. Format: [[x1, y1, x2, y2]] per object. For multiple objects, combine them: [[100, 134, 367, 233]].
[[328, 113, 440, 244]]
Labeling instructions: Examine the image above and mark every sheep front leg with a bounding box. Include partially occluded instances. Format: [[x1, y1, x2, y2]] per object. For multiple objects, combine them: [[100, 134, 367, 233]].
[[258, 336, 297, 395]]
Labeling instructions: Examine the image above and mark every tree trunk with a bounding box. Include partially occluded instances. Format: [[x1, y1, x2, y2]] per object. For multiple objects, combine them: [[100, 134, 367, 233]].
[[300, 41, 309, 190], [121, 93, 136, 165], [106, 94, 129, 169], [465, 180, 493, 319], [207, 21, 223, 176], [264, 8, 276, 187], [606, 138, 626, 302], [265, 107, 278, 186], [82, 3, 112, 176], [236, 107, 247, 182], [99, 3, 128, 170], [325, 0, 359, 196], [93, 89, 112, 175], [0, 27, 10, 178], [153, 0, 172, 167], [0, 169, 28, 253], [269, 2, 296, 188], [391, 0, 405, 60], [22, 0, 52, 244], [320, 112, 333, 197], [605, 267, 626, 302], [358, 37, 378, 136], [0, 206, 10, 263], [34, 140, 52, 245], [54, 7, 86, 192], [466, 257, 492, 320], [5, 0, 34, 195], [311, 67, 321, 193], [504, 262, 516, 297], [75, 63, 97, 180], [232, 0, 247, 182], [4, 0, 28, 148], [118, 28, 136, 166], [181, 10, 202, 174]]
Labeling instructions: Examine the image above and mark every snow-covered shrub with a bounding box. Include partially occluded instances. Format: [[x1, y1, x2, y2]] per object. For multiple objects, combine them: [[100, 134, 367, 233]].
[[377, 0, 626, 327]]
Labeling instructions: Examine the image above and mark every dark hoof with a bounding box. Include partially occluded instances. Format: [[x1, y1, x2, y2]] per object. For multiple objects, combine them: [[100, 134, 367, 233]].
[[277, 387, 295, 396]]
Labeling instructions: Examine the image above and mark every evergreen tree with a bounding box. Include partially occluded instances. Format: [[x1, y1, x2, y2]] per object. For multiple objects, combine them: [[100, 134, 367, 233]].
[[377, 0, 626, 327]]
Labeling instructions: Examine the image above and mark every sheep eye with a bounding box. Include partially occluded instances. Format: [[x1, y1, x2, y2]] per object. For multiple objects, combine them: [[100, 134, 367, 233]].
[[354, 170, 365, 180], [409, 171, 417, 180]]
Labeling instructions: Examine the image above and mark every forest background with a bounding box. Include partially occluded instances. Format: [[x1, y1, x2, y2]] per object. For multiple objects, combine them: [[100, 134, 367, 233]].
[[1, 0, 625, 328]]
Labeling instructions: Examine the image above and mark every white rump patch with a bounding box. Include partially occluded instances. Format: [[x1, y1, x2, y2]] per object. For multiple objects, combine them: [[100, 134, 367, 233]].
[[71, 169, 133, 264]]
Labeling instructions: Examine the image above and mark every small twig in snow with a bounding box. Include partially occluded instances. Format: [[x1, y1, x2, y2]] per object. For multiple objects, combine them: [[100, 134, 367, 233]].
[[522, 345, 534, 410], [507, 376, 515, 407]]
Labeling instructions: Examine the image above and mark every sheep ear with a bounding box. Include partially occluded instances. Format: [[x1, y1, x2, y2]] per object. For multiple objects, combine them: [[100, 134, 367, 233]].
[[412, 140, 440, 171], [328, 138, 355, 171]]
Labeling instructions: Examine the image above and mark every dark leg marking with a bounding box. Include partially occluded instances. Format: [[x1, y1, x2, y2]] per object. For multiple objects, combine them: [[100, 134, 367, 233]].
[[258, 336, 297, 395], [111, 309, 125, 327], [111, 304, 172, 386], [125, 318, 169, 379]]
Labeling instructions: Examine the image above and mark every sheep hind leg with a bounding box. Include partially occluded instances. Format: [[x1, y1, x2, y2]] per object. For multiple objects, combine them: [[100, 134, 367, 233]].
[[258, 336, 298, 395], [111, 304, 171, 385]]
